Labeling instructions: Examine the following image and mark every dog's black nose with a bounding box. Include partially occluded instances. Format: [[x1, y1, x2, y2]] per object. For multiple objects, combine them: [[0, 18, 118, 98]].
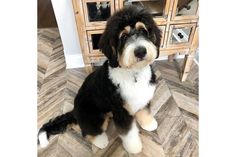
[[134, 47, 147, 59]]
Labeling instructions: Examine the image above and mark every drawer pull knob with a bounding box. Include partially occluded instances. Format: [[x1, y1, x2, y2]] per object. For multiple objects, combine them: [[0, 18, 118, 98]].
[[178, 33, 184, 39]]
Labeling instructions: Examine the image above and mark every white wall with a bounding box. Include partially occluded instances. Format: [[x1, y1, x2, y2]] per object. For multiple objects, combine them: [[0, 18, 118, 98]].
[[51, 0, 84, 68]]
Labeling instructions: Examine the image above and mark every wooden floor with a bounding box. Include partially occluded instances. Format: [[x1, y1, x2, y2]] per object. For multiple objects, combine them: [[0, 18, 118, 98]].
[[38, 28, 199, 157]]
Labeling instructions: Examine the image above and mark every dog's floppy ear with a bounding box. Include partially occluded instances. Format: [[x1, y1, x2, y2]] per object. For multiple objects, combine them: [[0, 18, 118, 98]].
[[98, 29, 119, 68], [152, 25, 162, 59]]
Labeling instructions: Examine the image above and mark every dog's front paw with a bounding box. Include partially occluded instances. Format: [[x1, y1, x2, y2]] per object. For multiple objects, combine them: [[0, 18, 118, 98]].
[[135, 109, 158, 132], [92, 132, 109, 149], [141, 118, 158, 131], [122, 135, 142, 154]]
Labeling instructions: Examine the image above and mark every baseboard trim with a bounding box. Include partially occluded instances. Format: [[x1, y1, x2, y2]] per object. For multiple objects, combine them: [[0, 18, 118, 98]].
[[64, 53, 85, 69], [158, 54, 199, 66], [193, 58, 199, 66], [157, 54, 185, 60]]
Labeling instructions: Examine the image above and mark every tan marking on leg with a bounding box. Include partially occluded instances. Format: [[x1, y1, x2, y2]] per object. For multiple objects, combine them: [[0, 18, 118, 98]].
[[86, 135, 95, 142], [101, 112, 113, 131], [102, 116, 109, 131], [102, 119, 109, 131], [86, 133, 109, 149], [135, 108, 153, 128], [123, 103, 135, 115]]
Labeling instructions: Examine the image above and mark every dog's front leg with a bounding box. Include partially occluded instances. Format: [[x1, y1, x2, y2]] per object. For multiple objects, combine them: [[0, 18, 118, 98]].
[[135, 108, 158, 131], [112, 106, 142, 154]]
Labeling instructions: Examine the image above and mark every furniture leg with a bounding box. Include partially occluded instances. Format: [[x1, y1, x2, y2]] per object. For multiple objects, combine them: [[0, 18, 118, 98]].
[[85, 63, 93, 73], [168, 54, 175, 62], [181, 54, 194, 82], [181, 26, 199, 82]]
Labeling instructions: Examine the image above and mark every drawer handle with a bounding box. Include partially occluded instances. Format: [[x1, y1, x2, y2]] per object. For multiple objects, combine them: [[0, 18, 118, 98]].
[[178, 33, 184, 39]]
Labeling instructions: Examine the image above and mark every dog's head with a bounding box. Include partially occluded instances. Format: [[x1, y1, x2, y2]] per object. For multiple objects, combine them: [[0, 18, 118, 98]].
[[99, 6, 161, 69]]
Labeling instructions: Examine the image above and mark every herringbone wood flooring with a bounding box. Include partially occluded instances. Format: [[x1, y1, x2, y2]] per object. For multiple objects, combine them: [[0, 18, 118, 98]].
[[38, 28, 198, 157]]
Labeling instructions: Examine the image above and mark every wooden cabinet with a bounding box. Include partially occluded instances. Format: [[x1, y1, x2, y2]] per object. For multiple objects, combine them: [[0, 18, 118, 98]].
[[72, 0, 199, 81], [121, 0, 170, 24]]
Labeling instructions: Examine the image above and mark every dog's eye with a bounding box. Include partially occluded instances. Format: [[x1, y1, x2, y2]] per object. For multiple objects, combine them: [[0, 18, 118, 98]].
[[120, 33, 128, 40]]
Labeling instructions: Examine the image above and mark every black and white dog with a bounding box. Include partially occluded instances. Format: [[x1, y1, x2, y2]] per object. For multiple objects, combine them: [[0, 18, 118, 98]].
[[38, 6, 161, 154]]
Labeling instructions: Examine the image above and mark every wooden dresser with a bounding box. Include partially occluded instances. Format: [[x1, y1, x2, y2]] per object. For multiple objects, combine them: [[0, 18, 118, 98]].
[[72, 0, 199, 81]]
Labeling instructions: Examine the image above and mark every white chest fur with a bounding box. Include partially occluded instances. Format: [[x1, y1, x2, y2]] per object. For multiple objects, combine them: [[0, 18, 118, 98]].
[[109, 66, 156, 114]]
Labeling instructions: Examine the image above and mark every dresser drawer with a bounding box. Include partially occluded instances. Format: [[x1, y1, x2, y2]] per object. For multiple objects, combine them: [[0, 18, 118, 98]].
[[121, 0, 170, 24], [87, 30, 104, 55], [167, 23, 196, 47], [171, 0, 199, 21], [83, 0, 115, 27]]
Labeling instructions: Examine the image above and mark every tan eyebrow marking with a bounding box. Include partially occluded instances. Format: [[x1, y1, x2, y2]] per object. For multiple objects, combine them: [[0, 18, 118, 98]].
[[135, 22, 147, 31], [119, 26, 131, 38]]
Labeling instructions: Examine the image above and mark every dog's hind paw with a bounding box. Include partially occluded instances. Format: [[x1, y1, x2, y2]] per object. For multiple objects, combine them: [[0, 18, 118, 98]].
[[122, 135, 142, 154]]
